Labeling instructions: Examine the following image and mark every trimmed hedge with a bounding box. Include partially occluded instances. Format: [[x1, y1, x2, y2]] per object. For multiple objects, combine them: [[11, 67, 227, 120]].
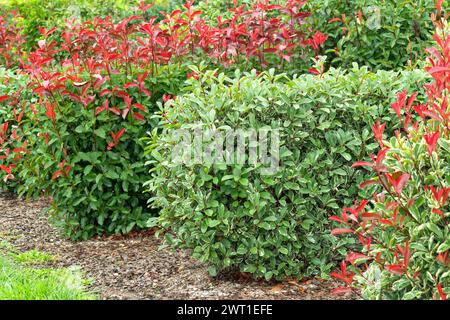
[[146, 65, 429, 279]]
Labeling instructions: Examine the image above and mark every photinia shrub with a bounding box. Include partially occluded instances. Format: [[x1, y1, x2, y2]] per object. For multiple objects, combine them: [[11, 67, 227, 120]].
[[145, 64, 428, 280], [0, 0, 174, 52], [330, 6, 450, 300], [0, 11, 26, 67], [0, 68, 34, 193]]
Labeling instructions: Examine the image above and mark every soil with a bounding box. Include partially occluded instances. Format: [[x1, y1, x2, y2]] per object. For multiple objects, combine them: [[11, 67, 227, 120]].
[[0, 193, 355, 300]]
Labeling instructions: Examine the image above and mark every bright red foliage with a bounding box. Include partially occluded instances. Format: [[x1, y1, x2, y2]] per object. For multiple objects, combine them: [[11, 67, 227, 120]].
[[1, 0, 323, 176]]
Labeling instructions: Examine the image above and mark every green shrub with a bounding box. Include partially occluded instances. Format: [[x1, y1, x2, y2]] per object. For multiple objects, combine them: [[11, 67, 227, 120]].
[[192, 0, 255, 21], [308, 0, 447, 70], [145, 64, 429, 280]]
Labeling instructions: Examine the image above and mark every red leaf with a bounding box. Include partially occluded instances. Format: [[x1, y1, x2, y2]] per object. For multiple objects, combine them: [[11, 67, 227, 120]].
[[170, 9, 181, 18], [372, 121, 386, 147], [436, 251, 448, 267], [116, 128, 125, 140], [361, 212, 382, 221], [359, 179, 380, 189], [12, 148, 25, 153], [95, 106, 107, 116], [406, 93, 418, 111], [328, 18, 342, 24], [110, 107, 121, 116], [385, 265, 406, 275], [123, 82, 137, 89], [424, 130, 440, 156], [100, 89, 112, 97], [308, 68, 320, 75], [132, 103, 146, 111], [122, 108, 130, 120], [345, 252, 368, 264], [396, 173, 411, 194], [428, 66, 450, 75], [331, 228, 353, 236], [329, 216, 348, 224], [1, 122, 9, 136], [133, 113, 145, 122], [388, 173, 411, 194], [52, 170, 62, 180], [352, 161, 372, 168], [437, 283, 447, 300], [330, 261, 354, 285], [423, 109, 441, 121], [0, 164, 13, 174]]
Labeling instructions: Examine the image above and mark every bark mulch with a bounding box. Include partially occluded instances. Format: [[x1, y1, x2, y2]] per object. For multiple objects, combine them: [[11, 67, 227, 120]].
[[0, 194, 354, 300]]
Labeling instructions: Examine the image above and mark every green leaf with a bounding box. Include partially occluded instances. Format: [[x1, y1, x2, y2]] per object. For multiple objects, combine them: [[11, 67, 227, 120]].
[[84, 165, 93, 176], [207, 266, 217, 277], [341, 153, 352, 161], [239, 178, 249, 186], [94, 128, 106, 139], [208, 220, 220, 228], [259, 222, 273, 231], [437, 241, 450, 253], [237, 245, 247, 255], [105, 170, 119, 179]]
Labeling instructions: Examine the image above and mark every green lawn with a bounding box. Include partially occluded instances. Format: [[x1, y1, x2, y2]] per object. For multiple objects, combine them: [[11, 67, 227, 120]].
[[0, 246, 95, 300]]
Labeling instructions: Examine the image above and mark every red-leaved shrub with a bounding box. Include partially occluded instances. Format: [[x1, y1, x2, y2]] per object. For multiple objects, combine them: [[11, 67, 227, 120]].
[[330, 4, 450, 300], [0, 11, 25, 67]]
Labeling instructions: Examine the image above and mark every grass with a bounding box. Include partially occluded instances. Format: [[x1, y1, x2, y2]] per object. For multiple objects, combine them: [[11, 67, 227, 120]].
[[0, 240, 96, 300], [1, 238, 56, 265], [12, 249, 56, 265]]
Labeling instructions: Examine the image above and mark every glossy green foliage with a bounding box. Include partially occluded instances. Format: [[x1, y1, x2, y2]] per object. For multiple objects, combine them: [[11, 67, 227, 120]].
[[308, 0, 447, 70], [145, 65, 429, 279]]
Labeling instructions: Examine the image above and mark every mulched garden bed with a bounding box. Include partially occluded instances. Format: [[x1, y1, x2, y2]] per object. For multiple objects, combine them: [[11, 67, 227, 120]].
[[0, 193, 354, 300]]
